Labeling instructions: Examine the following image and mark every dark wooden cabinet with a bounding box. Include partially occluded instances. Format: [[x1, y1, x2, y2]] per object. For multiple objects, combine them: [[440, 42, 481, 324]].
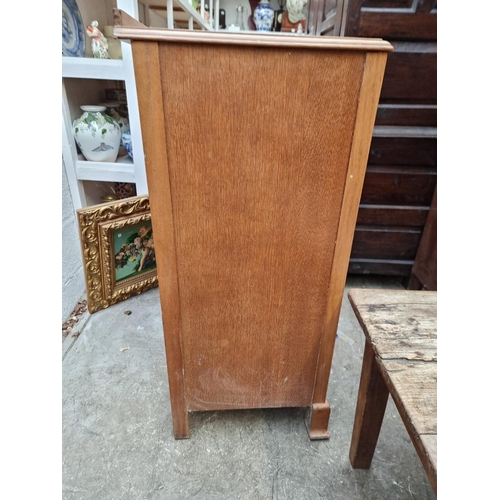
[[408, 186, 437, 290], [344, 0, 437, 278]]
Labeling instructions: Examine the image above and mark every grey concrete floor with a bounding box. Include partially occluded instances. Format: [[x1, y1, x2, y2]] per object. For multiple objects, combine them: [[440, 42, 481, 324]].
[[62, 275, 437, 500]]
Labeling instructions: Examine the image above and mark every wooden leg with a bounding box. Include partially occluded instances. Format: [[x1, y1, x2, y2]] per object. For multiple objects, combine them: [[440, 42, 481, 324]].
[[305, 400, 331, 440], [171, 406, 190, 439], [349, 340, 389, 468], [406, 272, 423, 290]]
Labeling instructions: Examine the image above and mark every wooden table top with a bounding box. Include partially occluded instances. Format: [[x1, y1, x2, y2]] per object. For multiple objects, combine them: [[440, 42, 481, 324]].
[[348, 289, 437, 484]]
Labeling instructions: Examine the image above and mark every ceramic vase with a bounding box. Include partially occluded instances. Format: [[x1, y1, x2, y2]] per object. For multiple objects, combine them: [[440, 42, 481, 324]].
[[99, 103, 130, 157], [253, 0, 274, 31], [121, 130, 133, 160], [101, 102, 129, 132], [73, 105, 121, 162]]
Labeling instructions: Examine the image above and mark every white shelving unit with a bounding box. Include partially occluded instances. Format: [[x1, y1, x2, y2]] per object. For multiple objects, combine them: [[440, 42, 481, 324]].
[[62, 0, 147, 209], [62, 0, 225, 210], [62, 0, 316, 209]]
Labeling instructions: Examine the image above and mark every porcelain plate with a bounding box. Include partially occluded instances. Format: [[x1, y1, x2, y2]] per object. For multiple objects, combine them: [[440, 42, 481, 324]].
[[62, 0, 85, 57]]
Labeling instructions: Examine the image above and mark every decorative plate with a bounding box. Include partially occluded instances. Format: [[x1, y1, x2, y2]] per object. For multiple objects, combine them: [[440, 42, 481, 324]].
[[62, 0, 85, 57]]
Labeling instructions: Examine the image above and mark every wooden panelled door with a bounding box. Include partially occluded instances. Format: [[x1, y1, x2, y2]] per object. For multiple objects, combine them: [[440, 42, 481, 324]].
[[344, 0, 437, 278]]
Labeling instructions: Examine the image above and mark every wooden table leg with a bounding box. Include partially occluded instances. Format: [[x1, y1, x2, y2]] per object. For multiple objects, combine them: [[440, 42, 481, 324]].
[[349, 340, 389, 468]]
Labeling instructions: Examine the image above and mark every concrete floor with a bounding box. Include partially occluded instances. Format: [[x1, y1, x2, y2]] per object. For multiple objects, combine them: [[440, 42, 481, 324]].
[[62, 275, 437, 500]]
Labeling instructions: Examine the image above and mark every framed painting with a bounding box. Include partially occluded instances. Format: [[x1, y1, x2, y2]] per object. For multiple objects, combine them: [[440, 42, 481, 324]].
[[77, 195, 158, 313]]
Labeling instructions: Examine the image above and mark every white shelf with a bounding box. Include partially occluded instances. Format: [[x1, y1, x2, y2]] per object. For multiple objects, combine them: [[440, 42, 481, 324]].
[[62, 57, 126, 80], [76, 155, 136, 183], [62, 0, 149, 209]]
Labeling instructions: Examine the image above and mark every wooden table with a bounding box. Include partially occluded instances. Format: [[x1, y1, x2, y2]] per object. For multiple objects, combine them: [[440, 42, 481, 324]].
[[348, 289, 437, 493]]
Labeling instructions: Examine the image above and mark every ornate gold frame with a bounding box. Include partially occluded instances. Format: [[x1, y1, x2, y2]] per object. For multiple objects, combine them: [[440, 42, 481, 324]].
[[77, 195, 158, 313]]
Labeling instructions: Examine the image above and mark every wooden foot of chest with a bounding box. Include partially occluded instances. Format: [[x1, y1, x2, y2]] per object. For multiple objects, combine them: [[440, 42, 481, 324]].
[[305, 400, 331, 440]]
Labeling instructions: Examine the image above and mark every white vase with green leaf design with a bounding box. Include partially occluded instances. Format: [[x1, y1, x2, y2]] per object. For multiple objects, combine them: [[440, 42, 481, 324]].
[[73, 105, 121, 162]]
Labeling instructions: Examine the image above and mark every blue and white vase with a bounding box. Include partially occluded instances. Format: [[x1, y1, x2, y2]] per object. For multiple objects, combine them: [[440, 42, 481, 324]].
[[121, 130, 133, 160], [253, 0, 274, 32]]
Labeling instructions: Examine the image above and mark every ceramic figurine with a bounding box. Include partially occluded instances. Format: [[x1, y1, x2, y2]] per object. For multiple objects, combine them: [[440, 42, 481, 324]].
[[86, 21, 110, 59], [236, 5, 246, 31], [253, 0, 274, 31], [285, 0, 308, 24], [203, 4, 210, 23]]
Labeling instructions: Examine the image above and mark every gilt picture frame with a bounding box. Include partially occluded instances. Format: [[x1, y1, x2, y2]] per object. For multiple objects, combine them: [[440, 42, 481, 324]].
[[77, 195, 158, 313]]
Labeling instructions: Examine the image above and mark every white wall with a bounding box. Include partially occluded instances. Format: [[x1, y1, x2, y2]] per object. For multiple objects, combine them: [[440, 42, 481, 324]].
[[62, 160, 86, 323]]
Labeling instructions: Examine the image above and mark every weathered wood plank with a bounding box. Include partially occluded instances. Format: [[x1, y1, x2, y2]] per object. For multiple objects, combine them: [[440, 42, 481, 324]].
[[382, 360, 436, 434], [348, 288, 436, 305], [348, 288, 437, 492], [350, 292, 437, 359], [421, 435, 437, 473]]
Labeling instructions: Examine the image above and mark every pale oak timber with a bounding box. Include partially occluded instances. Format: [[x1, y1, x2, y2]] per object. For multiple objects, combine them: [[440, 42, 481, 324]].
[[131, 40, 189, 438], [115, 10, 392, 439]]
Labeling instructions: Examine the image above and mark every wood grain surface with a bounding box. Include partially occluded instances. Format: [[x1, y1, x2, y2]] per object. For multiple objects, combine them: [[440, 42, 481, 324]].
[[127, 20, 390, 437], [312, 51, 388, 405], [161, 43, 365, 411]]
